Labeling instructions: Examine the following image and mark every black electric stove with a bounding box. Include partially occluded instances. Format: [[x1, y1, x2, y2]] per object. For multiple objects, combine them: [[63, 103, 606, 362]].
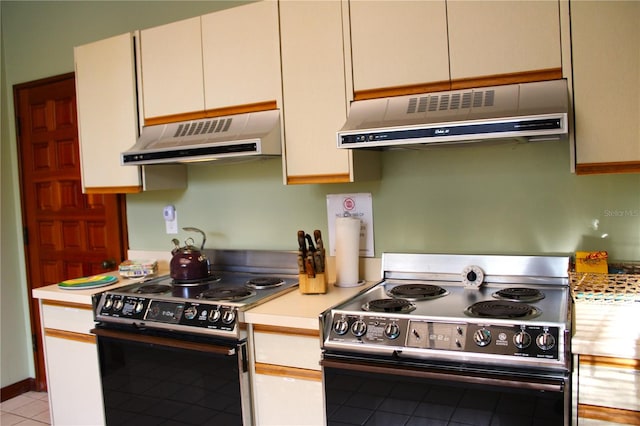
[[93, 249, 299, 340]]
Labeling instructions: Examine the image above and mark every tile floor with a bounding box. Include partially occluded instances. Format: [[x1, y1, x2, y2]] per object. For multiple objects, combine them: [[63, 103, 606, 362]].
[[0, 392, 50, 425]]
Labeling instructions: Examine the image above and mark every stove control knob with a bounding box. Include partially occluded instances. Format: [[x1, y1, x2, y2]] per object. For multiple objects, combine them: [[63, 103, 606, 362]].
[[333, 319, 349, 335], [104, 296, 114, 310], [222, 309, 236, 325], [209, 309, 221, 323], [536, 332, 555, 351], [513, 331, 532, 349], [113, 298, 124, 311], [384, 323, 400, 340], [134, 301, 145, 314], [473, 328, 492, 347], [184, 306, 198, 320], [351, 320, 367, 337]]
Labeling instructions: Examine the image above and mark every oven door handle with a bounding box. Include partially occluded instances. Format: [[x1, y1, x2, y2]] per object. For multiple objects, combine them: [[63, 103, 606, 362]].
[[91, 327, 236, 356], [321, 358, 565, 393]]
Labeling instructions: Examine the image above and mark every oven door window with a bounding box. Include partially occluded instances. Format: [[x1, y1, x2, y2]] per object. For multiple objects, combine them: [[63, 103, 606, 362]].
[[97, 332, 244, 425], [323, 360, 566, 426]]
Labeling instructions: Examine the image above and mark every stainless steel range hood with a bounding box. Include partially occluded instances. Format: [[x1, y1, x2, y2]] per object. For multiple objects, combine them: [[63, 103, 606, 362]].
[[121, 109, 281, 165], [338, 79, 568, 149]]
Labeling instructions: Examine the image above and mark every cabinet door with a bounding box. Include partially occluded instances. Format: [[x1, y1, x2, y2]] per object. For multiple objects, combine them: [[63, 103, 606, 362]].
[[41, 302, 104, 426], [201, 1, 281, 111], [254, 373, 324, 426], [140, 16, 204, 121], [44, 335, 105, 426], [572, 1, 640, 172], [280, 0, 363, 183], [74, 33, 142, 192], [349, 0, 449, 94], [448, 1, 561, 81]]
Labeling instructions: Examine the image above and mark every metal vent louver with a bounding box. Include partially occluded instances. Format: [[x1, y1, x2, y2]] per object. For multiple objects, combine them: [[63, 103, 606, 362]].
[[173, 118, 233, 138], [407, 89, 496, 114]]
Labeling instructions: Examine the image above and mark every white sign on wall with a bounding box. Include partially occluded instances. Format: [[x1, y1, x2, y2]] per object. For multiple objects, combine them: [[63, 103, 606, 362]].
[[326, 193, 374, 257]]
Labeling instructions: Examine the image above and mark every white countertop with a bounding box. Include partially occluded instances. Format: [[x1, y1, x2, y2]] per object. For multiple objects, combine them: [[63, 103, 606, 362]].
[[244, 282, 376, 330], [572, 301, 640, 360], [32, 272, 135, 305]]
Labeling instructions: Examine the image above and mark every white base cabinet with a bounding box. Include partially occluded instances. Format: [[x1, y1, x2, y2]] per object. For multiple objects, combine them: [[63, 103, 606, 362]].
[[575, 355, 640, 425], [250, 325, 324, 425], [253, 373, 323, 426], [40, 300, 105, 426]]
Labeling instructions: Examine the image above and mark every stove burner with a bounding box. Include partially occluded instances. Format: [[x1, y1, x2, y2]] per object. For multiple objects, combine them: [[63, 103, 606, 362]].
[[493, 287, 545, 302], [388, 284, 448, 301], [172, 274, 221, 287], [135, 284, 171, 294], [246, 277, 285, 289], [197, 286, 256, 301], [363, 298, 416, 313], [465, 300, 541, 319]]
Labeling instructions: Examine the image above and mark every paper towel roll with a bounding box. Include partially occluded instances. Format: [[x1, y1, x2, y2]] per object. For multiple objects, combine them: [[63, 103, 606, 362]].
[[335, 217, 361, 287]]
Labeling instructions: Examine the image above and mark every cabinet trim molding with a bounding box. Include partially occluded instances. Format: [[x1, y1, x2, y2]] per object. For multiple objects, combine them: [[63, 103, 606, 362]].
[[578, 404, 640, 425], [579, 354, 640, 370], [84, 186, 142, 194], [353, 68, 563, 101], [576, 161, 640, 175], [450, 68, 562, 90], [255, 362, 322, 382], [42, 300, 93, 310], [354, 80, 451, 101], [44, 328, 96, 344], [253, 324, 319, 338], [287, 173, 351, 185], [144, 100, 278, 127]]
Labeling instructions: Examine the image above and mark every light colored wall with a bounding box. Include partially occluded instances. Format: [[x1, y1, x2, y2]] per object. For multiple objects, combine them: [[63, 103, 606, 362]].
[[2, 0, 639, 389], [0, 0, 249, 389]]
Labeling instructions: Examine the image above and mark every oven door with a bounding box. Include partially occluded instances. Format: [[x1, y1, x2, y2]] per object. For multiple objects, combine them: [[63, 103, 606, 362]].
[[92, 325, 251, 425], [321, 353, 570, 426]]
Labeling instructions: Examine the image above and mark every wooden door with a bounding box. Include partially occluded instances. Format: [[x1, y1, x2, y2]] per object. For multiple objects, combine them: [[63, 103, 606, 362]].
[[14, 73, 128, 391]]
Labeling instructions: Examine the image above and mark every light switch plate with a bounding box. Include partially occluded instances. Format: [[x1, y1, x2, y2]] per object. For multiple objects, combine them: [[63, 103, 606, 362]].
[[164, 205, 178, 234]]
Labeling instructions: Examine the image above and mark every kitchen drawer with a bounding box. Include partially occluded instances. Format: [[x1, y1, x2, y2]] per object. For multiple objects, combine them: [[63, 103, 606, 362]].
[[253, 325, 321, 371], [41, 300, 95, 335]]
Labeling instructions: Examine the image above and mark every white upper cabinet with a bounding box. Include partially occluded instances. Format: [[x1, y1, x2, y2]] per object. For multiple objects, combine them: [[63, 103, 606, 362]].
[[348, 0, 562, 96], [447, 1, 562, 81], [201, 0, 281, 111], [75, 33, 141, 192], [140, 2, 281, 124], [280, 0, 380, 184], [349, 0, 449, 94], [571, 0, 640, 173], [139, 17, 204, 121], [75, 33, 186, 193]]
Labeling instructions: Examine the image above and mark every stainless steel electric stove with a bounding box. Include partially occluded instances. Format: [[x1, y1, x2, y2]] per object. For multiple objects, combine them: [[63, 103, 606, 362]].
[[321, 253, 573, 425]]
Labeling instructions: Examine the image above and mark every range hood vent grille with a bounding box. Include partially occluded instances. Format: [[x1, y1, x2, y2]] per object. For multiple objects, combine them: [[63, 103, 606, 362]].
[[407, 89, 496, 115], [338, 79, 568, 149], [174, 118, 233, 138]]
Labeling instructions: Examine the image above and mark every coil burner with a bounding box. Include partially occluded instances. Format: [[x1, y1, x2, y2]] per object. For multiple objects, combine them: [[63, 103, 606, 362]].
[[198, 287, 256, 302], [246, 277, 285, 289], [465, 300, 541, 320], [493, 287, 545, 302], [388, 284, 448, 301], [135, 284, 171, 294], [363, 298, 416, 314]]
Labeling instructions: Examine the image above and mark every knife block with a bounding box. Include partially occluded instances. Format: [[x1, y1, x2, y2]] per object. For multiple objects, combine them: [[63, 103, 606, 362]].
[[299, 272, 327, 294]]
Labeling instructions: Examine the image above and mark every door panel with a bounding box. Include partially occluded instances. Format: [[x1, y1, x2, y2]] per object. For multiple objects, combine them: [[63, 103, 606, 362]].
[[15, 73, 128, 390]]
